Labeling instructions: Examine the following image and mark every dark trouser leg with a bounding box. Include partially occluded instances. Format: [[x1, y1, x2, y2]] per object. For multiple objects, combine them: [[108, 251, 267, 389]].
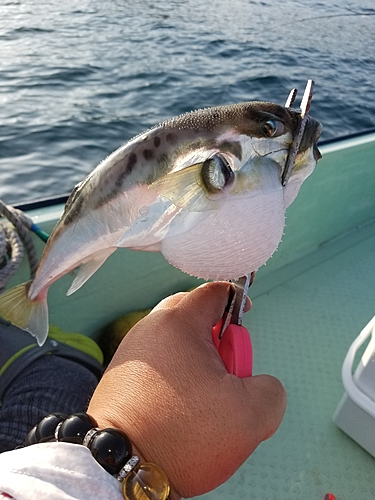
[[0, 355, 98, 452]]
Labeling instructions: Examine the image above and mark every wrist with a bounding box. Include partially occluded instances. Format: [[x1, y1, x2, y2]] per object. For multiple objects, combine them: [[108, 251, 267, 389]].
[[88, 409, 181, 500], [24, 411, 177, 500]]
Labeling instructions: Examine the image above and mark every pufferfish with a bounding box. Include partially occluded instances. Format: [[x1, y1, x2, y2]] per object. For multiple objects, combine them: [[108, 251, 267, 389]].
[[0, 99, 322, 345]]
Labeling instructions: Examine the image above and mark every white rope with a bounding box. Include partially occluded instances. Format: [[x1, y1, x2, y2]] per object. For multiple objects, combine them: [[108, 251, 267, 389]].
[[0, 199, 39, 294]]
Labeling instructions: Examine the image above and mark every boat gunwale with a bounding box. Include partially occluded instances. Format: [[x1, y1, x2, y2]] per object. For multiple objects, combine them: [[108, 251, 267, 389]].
[[12, 127, 375, 213]]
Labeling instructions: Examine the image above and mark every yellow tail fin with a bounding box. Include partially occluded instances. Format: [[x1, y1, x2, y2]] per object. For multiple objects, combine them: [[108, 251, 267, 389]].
[[0, 282, 49, 346]]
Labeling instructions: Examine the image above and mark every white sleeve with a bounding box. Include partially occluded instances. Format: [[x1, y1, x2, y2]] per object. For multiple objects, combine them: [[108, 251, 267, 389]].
[[0, 442, 124, 500]]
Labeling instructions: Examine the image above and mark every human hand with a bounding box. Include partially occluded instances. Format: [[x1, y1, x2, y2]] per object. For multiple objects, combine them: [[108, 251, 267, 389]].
[[88, 282, 286, 498]]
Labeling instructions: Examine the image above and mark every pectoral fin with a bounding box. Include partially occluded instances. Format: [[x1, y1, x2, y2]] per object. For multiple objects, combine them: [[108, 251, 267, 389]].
[[149, 163, 221, 212]]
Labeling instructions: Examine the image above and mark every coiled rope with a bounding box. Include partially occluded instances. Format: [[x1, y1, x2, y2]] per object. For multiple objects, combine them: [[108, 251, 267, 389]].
[[0, 199, 41, 294]]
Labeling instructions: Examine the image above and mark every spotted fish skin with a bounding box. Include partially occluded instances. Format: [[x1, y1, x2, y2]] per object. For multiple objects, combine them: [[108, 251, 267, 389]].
[[0, 100, 322, 344], [62, 102, 314, 220]]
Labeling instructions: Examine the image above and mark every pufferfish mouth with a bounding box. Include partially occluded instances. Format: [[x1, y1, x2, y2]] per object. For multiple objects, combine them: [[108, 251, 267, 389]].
[[299, 118, 323, 162], [313, 122, 323, 160], [313, 144, 322, 161]]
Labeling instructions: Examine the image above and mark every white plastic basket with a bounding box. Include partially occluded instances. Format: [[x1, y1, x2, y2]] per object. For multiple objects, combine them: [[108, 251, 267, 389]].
[[333, 315, 375, 457]]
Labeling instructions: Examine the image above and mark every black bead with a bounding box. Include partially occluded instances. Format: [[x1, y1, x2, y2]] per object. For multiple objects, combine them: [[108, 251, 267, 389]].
[[57, 412, 98, 444], [35, 413, 67, 443], [25, 425, 38, 446], [88, 428, 132, 475]]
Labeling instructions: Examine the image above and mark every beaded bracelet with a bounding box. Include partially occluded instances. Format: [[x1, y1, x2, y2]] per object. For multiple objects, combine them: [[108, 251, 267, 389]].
[[25, 412, 170, 500]]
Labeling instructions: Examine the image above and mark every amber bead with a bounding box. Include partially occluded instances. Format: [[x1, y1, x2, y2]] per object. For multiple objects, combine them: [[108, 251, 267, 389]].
[[57, 412, 97, 444], [122, 462, 170, 500]]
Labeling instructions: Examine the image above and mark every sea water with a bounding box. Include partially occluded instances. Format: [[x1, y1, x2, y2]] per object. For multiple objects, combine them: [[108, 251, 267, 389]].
[[0, 0, 374, 205]]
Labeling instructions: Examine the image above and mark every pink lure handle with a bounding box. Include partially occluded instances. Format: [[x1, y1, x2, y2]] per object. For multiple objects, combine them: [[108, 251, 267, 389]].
[[212, 319, 253, 378]]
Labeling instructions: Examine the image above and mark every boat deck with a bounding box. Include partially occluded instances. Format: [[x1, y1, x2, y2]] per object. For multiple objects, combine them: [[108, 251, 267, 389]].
[[195, 219, 375, 500], [3, 131, 375, 499]]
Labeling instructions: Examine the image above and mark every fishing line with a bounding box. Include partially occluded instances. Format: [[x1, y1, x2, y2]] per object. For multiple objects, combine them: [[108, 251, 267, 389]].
[[216, 7, 374, 105], [277, 11, 375, 28]]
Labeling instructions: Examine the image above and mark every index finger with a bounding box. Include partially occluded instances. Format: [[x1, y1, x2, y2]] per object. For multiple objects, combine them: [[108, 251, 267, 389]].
[[159, 282, 251, 329]]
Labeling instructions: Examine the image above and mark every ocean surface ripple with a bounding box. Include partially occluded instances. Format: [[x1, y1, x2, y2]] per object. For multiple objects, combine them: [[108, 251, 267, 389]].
[[0, 0, 374, 204]]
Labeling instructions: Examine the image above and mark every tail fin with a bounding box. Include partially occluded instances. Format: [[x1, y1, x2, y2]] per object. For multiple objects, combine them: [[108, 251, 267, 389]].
[[0, 282, 49, 346]]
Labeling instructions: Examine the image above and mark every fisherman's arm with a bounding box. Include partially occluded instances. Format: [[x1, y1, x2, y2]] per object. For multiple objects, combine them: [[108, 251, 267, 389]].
[[0, 283, 286, 499], [88, 282, 287, 499]]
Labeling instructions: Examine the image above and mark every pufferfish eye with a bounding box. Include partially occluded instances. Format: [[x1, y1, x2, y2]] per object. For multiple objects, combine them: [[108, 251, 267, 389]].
[[262, 119, 284, 138], [200, 154, 234, 194]]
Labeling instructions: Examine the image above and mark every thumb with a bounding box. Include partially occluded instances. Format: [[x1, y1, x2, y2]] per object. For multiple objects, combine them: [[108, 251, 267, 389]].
[[243, 374, 287, 441], [170, 281, 251, 333]]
